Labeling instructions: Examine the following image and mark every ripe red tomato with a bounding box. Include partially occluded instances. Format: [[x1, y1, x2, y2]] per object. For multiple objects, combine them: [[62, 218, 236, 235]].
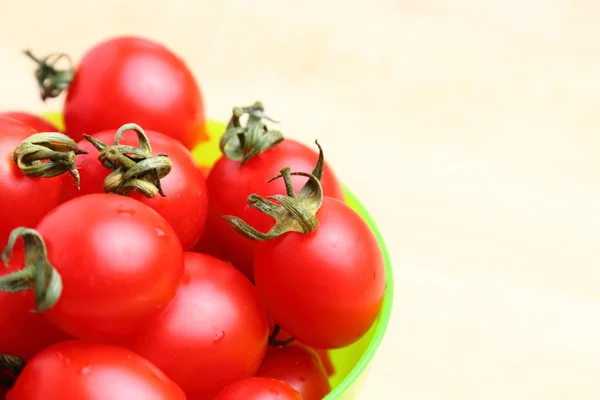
[[44, 36, 206, 148], [206, 139, 345, 279], [254, 196, 386, 349], [126, 252, 268, 399], [6, 340, 186, 400], [0, 112, 59, 133], [0, 117, 61, 246], [212, 377, 301, 400], [30, 193, 183, 341], [256, 345, 331, 400], [61, 127, 209, 249], [0, 251, 71, 361]]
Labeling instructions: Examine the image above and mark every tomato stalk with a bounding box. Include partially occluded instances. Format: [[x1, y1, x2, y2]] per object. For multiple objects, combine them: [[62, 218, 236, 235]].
[[223, 140, 325, 240], [0, 354, 25, 386], [24, 50, 74, 101], [13, 132, 88, 189], [219, 101, 284, 166], [84, 123, 173, 198], [269, 324, 295, 347], [0, 228, 62, 313]]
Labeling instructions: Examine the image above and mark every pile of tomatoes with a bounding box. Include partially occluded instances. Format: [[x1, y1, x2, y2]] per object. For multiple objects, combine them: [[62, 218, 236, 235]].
[[0, 36, 386, 400]]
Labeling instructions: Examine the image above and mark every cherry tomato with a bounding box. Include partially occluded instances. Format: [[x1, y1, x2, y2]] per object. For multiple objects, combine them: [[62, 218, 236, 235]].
[[61, 36, 206, 148], [33, 193, 183, 341], [256, 345, 331, 400], [0, 250, 71, 362], [6, 340, 186, 400], [0, 117, 61, 246], [126, 252, 268, 399], [0, 112, 59, 133], [212, 377, 301, 400], [206, 139, 345, 279], [61, 127, 209, 249], [255, 197, 385, 349]]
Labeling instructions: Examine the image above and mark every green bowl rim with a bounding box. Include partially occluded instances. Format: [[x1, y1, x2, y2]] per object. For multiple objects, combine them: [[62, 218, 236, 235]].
[[326, 187, 394, 398], [39, 112, 394, 397]]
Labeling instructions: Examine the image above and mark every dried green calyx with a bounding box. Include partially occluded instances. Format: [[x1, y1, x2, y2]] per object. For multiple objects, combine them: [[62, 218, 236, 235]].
[[84, 123, 172, 198], [0, 227, 62, 313], [24, 49, 74, 101], [13, 132, 87, 188], [219, 101, 284, 166], [223, 140, 326, 241]]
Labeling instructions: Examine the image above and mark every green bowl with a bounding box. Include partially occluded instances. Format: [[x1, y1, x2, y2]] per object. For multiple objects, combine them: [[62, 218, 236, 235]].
[[42, 113, 394, 399]]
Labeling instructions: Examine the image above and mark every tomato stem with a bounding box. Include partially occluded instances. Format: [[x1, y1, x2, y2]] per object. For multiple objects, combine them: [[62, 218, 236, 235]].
[[24, 49, 74, 101], [0, 228, 62, 313], [219, 101, 284, 166], [13, 132, 88, 189], [84, 123, 172, 198], [0, 354, 25, 386], [268, 324, 295, 347], [223, 140, 326, 240]]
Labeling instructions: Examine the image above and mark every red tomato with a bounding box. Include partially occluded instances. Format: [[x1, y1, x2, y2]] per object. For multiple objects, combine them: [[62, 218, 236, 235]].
[[256, 345, 331, 400], [206, 139, 345, 279], [0, 112, 59, 133], [254, 197, 385, 349], [61, 36, 206, 148], [33, 194, 183, 341], [212, 377, 301, 400], [61, 128, 209, 249], [126, 252, 268, 399], [6, 340, 186, 400], [0, 251, 71, 362], [0, 117, 61, 246]]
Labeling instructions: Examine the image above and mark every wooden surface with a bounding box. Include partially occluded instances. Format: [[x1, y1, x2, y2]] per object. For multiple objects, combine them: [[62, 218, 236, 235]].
[[1, 1, 600, 398]]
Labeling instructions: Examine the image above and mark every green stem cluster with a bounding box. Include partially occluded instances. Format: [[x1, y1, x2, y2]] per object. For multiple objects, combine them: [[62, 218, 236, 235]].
[[84, 123, 172, 198], [13, 132, 87, 189], [219, 101, 284, 166], [24, 50, 74, 101], [0, 228, 62, 313], [223, 140, 326, 240]]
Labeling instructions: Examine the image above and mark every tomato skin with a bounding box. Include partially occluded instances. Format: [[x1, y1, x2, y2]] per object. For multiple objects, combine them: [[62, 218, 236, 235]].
[[6, 340, 186, 400], [0, 117, 62, 247], [255, 197, 386, 349], [127, 252, 268, 399], [256, 345, 331, 400], [206, 139, 345, 278], [0, 251, 71, 361], [36, 193, 184, 341], [64, 36, 206, 149], [0, 112, 59, 133], [212, 377, 302, 400], [60, 129, 209, 249]]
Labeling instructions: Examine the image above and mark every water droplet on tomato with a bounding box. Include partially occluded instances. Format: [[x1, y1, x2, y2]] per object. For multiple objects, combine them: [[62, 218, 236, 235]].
[[155, 227, 166, 237], [81, 366, 92, 375], [117, 207, 135, 216]]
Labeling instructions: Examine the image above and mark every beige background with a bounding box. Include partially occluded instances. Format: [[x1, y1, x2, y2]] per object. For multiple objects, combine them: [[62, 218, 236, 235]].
[[1, 0, 600, 398]]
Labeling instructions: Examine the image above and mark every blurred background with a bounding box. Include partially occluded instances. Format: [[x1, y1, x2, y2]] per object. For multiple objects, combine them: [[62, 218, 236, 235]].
[[1, 0, 600, 398]]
